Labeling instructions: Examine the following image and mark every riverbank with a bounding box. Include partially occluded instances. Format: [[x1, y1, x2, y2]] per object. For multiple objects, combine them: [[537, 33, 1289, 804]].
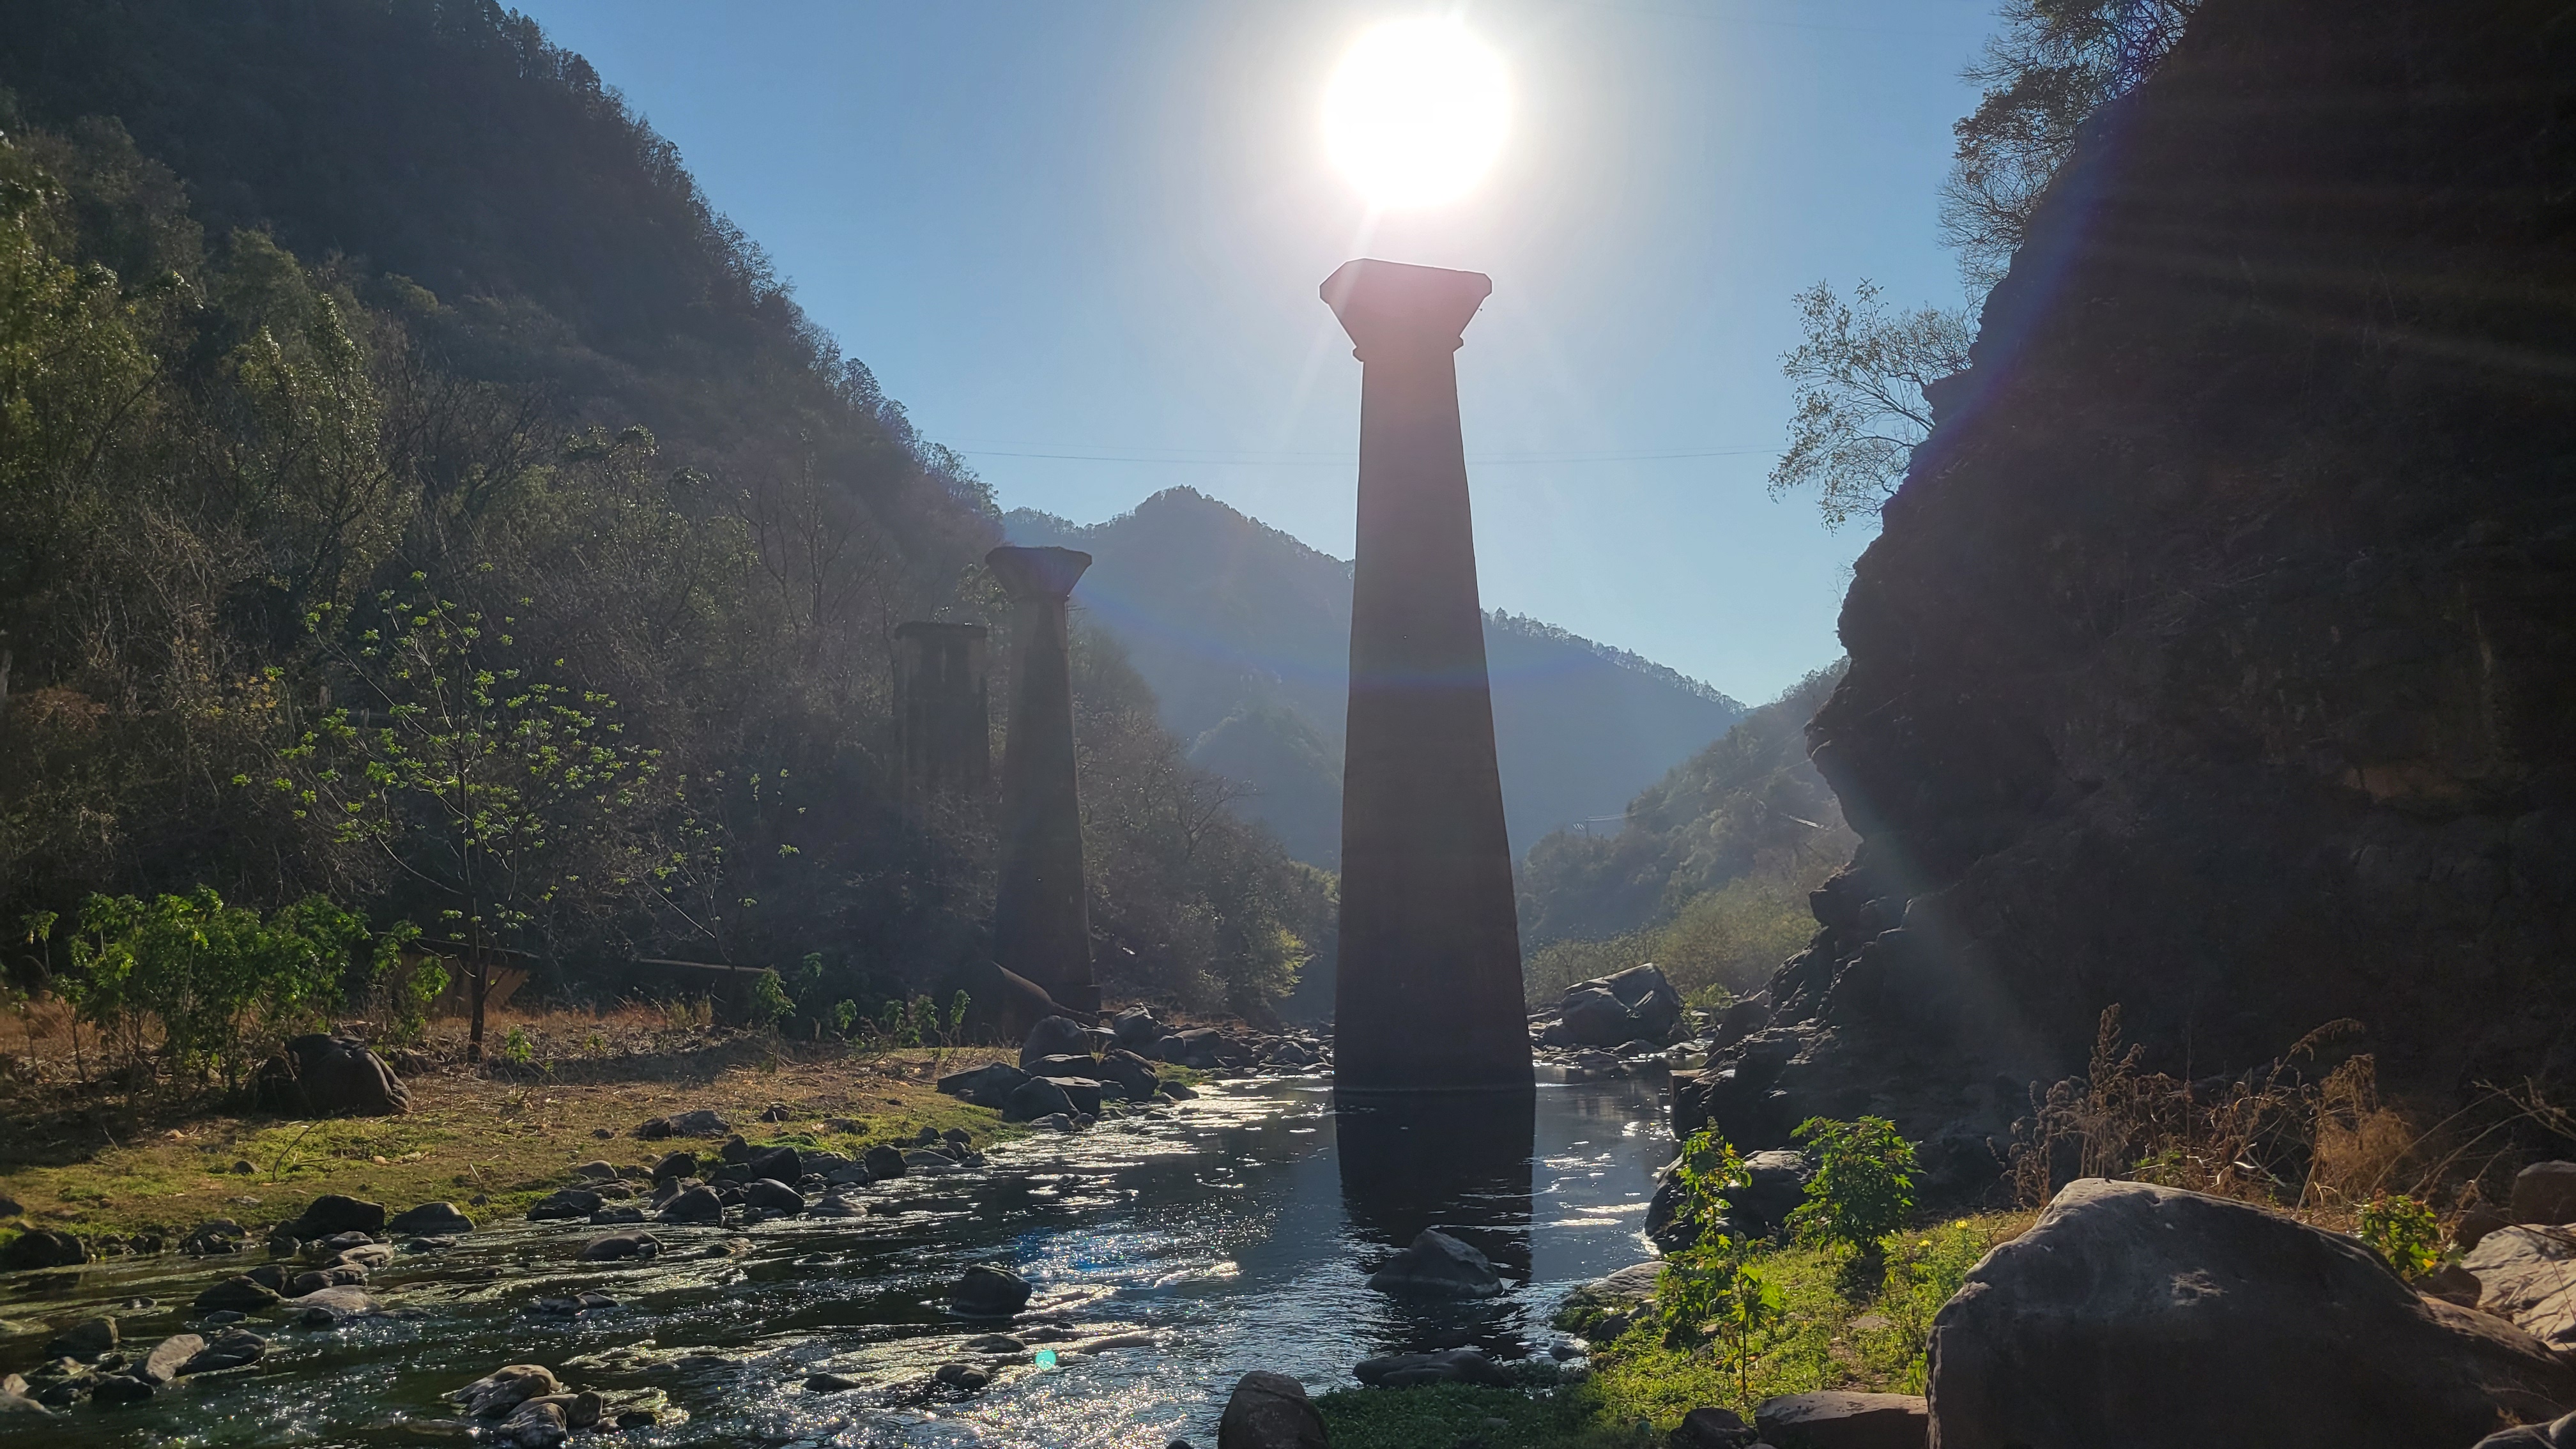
[[0, 1028, 1013, 1248]]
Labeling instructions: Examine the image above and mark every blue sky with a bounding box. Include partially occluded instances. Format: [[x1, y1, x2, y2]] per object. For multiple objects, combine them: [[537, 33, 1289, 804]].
[[516, 1, 1998, 703]]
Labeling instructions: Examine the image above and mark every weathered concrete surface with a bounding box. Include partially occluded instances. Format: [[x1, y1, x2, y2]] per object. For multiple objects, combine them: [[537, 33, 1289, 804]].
[[988, 545, 1098, 1014], [1322, 257, 1529, 1094]]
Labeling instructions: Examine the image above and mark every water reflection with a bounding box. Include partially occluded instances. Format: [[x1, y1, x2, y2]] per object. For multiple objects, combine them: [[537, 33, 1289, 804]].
[[1335, 1087, 1536, 1354]]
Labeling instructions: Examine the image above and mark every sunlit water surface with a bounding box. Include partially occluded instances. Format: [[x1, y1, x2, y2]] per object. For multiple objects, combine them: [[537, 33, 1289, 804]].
[[0, 1075, 1672, 1448]]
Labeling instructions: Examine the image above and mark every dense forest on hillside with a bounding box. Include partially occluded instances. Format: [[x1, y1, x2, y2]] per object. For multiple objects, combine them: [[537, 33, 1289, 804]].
[[0, 2, 1324, 1034], [1516, 665, 1855, 1005]]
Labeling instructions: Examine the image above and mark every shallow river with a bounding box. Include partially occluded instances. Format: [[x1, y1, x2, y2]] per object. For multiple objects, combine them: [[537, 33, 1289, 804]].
[[0, 1073, 1674, 1447]]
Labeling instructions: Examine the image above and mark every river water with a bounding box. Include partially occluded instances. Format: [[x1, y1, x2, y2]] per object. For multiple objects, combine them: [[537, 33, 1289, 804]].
[[0, 1073, 1675, 1447]]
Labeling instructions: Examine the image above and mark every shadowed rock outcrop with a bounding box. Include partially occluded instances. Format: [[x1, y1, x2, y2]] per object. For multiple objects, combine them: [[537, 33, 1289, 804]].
[[1684, 0, 2576, 1174]]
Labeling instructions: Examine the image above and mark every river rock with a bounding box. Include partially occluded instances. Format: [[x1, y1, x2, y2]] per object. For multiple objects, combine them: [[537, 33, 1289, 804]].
[[1159, 1079, 1199, 1101], [386, 1202, 475, 1234], [1020, 1015, 1094, 1068], [288, 1267, 366, 1296], [2, 1229, 88, 1269], [327, 1241, 396, 1271], [939, 1061, 1032, 1108], [496, 1398, 569, 1448], [1002, 1076, 1077, 1123], [137, 1334, 203, 1385], [1112, 1007, 1160, 1050], [657, 1185, 724, 1223], [1218, 1370, 1328, 1449], [88, 1372, 155, 1406], [253, 1033, 410, 1117], [284, 1285, 383, 1326], [589, 1204, 645, 1225], [527, 1188, 602, 1221], [280, 1193, 386, 1238], [2465, 1227, 2576, 1347], [1364, 1228, 1504, 1297], [1925, 1179, 2576, 1448], [179, 1218, 247, 1255], [864, 1143, 909, 1177], [1093, 1049, 1160, 1100], [1648, 1147, 1809, 1251], [1673, 1406, 1758, 1449], [1556, 1261, 1664, 1337], [805, 1372, 861, 1392], [452, 1363, 563, 1417], [194, 1275, 281, 1312], [176, 1329, 266, 1375], [0, 1378, 43, 1414], [649, 1151, 698, 1182], [530, 1292, 619, 1316], [1754, 1390, 1926, 1449], [1354, 1347, 1508, 1388], [1558, 964, 1684, 1047], [950, 1264, 1032, 1317], [578, 1231, 662, 1262], [935, 1361, 991, 1390], [1041, 1076, 1105, 1116], [809, 1193, 864, 1217], [2511, 1164, 2576, 1227], [45, 1317, 115, 1361], [742, 1179, 805, 1215]]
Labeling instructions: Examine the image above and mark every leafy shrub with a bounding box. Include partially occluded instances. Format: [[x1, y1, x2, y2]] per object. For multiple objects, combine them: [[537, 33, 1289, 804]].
[[1669, 1127, 1752, 1239], [1657, 1239, 1784, 1397], [498, 1024, 536, 1068], [1788, 1116, 1918, 1253], [747, 970, 793, 1029], [2358, 1193, 2444, 1280], [50, 888, 381, 1091]]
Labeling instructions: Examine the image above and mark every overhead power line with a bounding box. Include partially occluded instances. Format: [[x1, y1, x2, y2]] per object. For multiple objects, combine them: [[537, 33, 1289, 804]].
[[953, 444, 1780, 466]]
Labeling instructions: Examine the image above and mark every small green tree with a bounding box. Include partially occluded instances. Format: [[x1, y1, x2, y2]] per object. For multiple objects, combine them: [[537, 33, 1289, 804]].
[[2358, 1193, 2444, 1280], [1671, 1126, 1755, 1238], [1768, 280, 1974, 530], [1658, 1237, 1785, 1400], [289, 576, 660, 1062], [1788, 1116, 1919, 1254]]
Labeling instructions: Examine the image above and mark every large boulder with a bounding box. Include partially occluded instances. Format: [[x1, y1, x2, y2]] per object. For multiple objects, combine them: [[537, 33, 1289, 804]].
[[1554, 1261, 1664, 1338], [2464, 1227, 2576, 1348], [1363, 1228, 1504, 1297], [937, 1061, 1031, 1108], [1926, 1179, 2576, 1448], [1649, 1147, 1810, 1250], [1111, 1007, 1160, 1052], [1558, 964, 1684, 1047], [2511, 1163, 2576, 1227], [1019, 1016, 1094, 1068], [1040, 1076, 1104, 1116], [253, 1034, 408, 1117], [655, 1185, 724, 1224], [1218, 1370, 1328, 1449], [1001, 1076, 1077, 1123], [1092, 1049, 1160, 1100], [1754, 1391, 1926, 1449]]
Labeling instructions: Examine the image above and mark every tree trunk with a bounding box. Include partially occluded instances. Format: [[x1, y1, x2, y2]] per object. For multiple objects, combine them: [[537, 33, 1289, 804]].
[[466, 917, 487, 1064]]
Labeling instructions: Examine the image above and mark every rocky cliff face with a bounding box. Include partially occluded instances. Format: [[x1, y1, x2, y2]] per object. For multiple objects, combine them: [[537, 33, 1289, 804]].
[[1684, 0, 2576, 1186]]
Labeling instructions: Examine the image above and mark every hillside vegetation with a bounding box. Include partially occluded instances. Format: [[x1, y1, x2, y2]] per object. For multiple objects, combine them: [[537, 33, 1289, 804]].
[[1517, 666, 1854, 1004], [0, 3, 1321, 1045]]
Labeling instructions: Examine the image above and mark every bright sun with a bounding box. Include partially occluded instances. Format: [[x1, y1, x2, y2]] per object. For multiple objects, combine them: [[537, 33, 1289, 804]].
[[1323, 19, 1510, 209]]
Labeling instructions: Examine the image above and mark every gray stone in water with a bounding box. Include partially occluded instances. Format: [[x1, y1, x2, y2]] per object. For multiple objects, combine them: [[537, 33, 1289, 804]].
[[193, 1276, 281, 1313], [742, 1179, 806, 1215], [179, 1218, 247, 1255], [657, 1184, 724, 1223], [649, 1151, 698, 1182], [139, 1334, 204, 1385], [526, 1188, 603, 1221], [1218, 1370, 1329, 1449], [808, 1194, 864, 1217], [176, 1329, 266, 1375], [935, 1361, 992, 1390], [386, 1202, 475, 1235], [589, 1205, 647, 1225], [1353, 1347, 1509, 1388], [1002, 1076, 1077, 1123], [283, 1285, 382, 1326], [1363, 1228, 1504, 1297], [965, 1333, 1026, 1353], [805, 1372, 861, 1393], [1, 1229, 88, 1270], [578, 1231, 661, 1262], [864, 1144, 908, 1178], [949, 1264, 1032, 1317], [45, 1318, 116, 1361], [451, 1363, 563, 1418]]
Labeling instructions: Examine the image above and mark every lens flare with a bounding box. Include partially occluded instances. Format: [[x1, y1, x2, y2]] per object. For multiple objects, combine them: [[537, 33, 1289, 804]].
[[1323, 19, 1510, 208]]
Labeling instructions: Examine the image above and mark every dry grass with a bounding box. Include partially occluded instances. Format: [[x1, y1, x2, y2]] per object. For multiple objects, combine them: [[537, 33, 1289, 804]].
[[2009, 1006, 2575, 1236]]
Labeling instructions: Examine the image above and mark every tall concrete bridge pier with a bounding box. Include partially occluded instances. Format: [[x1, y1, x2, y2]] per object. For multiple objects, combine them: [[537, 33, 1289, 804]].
[[987, 544, 1098, 1015], [1322, 258, 1531, 1094]]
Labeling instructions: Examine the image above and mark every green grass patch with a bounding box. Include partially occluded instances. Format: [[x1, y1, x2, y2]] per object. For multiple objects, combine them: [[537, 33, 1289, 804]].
[[1315, 1383, 1651, 1449]]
